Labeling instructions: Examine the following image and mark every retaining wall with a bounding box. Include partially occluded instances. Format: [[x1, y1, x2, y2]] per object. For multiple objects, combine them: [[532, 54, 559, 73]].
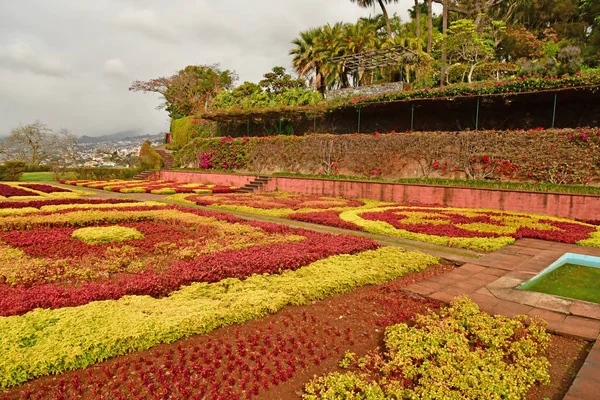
[[154, 171, 600, 221], [154, 171, 255, 187]]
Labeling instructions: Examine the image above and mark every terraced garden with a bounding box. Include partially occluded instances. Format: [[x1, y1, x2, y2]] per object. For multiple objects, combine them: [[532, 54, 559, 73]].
[[0, 183, 594, 399]]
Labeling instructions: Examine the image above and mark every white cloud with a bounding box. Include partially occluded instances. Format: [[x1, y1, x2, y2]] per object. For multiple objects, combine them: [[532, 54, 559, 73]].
[[104, 58, 127, 79], [114, 8, 179, 43], [0, 43, 70, 77], [0, 0, 419, 137]]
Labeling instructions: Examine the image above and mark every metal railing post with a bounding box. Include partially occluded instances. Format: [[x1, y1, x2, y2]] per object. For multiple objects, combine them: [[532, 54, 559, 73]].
[[475, 98, 480, 131], [551, 93, 558, 129]]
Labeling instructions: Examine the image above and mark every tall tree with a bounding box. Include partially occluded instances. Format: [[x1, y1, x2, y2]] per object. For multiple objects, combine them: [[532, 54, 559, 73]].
[[427, 0, 433, 52], [290, 28, 326, 93], [259, 66, 305, 94], [414, 0, 421, 38], [5, 121, 57, 166], [56, 128, 80, 166], [446, 19, 494, 82], [350, 0, 399, 38], [440, 0, 449, 86], [129, 64, 237, 118]]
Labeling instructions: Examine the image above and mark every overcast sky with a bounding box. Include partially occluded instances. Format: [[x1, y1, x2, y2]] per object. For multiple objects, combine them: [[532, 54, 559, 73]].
[[0, 0, 425, 137]]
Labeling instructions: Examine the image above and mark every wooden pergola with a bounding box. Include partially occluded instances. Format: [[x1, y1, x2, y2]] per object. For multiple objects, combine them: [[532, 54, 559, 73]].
[[329, 45, 418, 72]]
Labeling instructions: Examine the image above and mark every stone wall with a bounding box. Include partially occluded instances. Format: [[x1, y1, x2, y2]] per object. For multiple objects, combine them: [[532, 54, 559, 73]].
[[326, 82, 405, 100]]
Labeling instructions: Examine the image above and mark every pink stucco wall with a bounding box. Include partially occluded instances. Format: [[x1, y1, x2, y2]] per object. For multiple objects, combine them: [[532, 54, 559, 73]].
[[150, 171, 600, 220], [264, 177, 600, 221], [155, 171, 254, 187]]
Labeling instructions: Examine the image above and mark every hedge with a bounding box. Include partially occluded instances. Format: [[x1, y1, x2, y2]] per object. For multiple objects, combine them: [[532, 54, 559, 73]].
[[176, 127, 600, 185]]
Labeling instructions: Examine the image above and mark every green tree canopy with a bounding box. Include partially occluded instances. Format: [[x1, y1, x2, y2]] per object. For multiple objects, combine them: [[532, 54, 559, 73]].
[[129, 64, 238, 118]]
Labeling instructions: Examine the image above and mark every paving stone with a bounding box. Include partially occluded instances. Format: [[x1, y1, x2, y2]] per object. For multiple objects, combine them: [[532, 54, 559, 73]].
[[550, 323, 599, 340], [467, 292, 500, 309], [535, 293, 573, 314], [429, 291, 457, 304], [419, 280, 447, 291], [514, 246, 544, 256], [489, 288, 541, 307], [514, 239, 553, 249], [567, 377, 600, 398], [586, 349, 600, 366], [471, 272, 504, 284], [487, 276, 523, 290], [577, 363, 600, 382], [527, 308, 567, 324], [562, 395, 585, 400], [504, 271, 536, 281], [484, 268, 508, 277], [445, 268, 475, 278], [475, 286, 495, 297], [469, 277, 496, 288], [456, 263, 487, 273], [570, 301, 600, 320], [404, 284, 436, 296], [473, 255, 508, 268], [444, 286, 470, 296], [492, 300, 533, 318], [453, 281, 484, 293], [564, 316, 600, 331]]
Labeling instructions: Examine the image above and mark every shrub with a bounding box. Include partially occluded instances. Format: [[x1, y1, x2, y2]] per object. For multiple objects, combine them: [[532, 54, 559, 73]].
[[171, 116, 217, 149], [0, 161, 26, 181], [176, 128, 600, 184], [304, 297, 550, 400], [65, 167, 138, 180], [138, 141, 163, 170], [71, 226, 145, 245]]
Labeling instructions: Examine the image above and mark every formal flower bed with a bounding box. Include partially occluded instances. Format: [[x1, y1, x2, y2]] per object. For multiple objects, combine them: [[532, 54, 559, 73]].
[[17, 184, 71, 194], [181, 192, 385, 218], [182, 192, 600, 252], [0, 183, 40, 197], [0, 183, 86, 200], [0, 265, 450, 399], [0, 198, 452, 391], [340, 206, 600, 251], [0, 204, 381, 316], [60, 179, 239, 194]]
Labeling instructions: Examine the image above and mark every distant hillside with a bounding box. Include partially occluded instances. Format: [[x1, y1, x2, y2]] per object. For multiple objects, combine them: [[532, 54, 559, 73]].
[[79, 130, 163, 144]]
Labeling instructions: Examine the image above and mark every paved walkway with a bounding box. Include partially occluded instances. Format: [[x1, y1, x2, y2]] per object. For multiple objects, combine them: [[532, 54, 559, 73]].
[[403, 238, 600, 400]]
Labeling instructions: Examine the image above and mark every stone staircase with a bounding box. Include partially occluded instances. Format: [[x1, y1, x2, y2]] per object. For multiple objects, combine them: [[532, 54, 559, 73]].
[[155, 149, 175, 170], [132, 170, 157, 180], [238, 176, 272, 193], [133, 149, 175, 181]]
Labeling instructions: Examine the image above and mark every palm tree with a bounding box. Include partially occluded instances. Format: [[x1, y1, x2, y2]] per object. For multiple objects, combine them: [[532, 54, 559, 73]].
[[440, 0, 448, 86], [427, 0, 433, 53], [290, 28, 326, 94], [414, 0, 421, 39], [350, 0, 399, 38]]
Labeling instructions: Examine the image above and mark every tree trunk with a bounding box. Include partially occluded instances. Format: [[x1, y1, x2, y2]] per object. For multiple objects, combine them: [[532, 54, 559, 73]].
[[415, 1, 421, 39], [440, 0, 448, 87], [378, 0, 393, 38], [468, 64, 476, 83], [427, 0, 433, 53]]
